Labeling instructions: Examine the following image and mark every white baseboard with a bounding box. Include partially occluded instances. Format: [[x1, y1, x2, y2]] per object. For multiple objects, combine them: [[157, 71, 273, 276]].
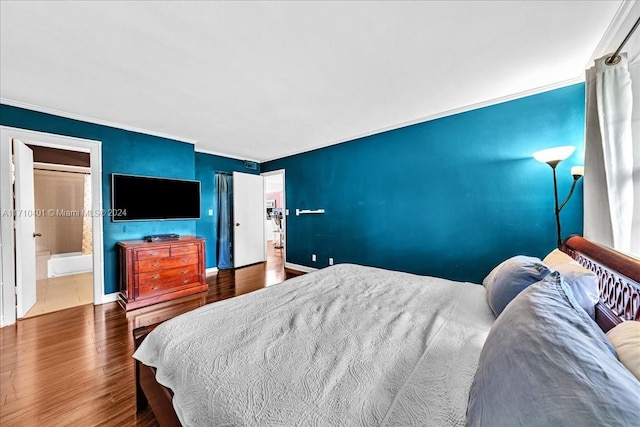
[[206, 267, 219, 276], [284, 262, 318, 273], [100, 292, 120, 304]]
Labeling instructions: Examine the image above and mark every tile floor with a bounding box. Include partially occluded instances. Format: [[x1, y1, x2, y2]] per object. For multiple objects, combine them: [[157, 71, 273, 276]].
[[23, 272, 93, 318]]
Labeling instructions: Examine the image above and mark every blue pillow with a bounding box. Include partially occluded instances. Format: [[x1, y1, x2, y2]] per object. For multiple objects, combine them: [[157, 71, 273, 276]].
[[482, 255, 551, 316], [542, 250, 600, 319], [467, 272, 640, 426]]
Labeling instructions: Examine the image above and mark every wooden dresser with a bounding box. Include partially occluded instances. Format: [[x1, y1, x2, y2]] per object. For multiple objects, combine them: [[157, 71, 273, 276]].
[[118, 236, 207, 311]]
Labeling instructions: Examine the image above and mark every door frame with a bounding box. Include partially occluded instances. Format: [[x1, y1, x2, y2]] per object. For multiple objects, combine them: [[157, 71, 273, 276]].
[[0, 126, 104, 327], [261, 169, 286, 264]]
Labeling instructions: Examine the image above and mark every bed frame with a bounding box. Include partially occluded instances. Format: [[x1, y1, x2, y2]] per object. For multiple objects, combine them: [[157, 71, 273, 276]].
[[562, 235, 640, 329], [132, 236, 640, 426]]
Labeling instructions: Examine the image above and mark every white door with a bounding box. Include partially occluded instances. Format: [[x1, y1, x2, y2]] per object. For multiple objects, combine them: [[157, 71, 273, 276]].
[[13, 139, 37, 318], [233, 172, 265, 268]]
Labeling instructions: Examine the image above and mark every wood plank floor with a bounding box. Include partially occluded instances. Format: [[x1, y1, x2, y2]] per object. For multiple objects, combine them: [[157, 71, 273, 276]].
[[0, 245, 295, 426]]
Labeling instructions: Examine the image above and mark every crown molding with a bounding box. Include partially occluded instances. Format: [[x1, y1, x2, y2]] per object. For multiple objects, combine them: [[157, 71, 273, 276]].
[[0, 97, 199, 145]]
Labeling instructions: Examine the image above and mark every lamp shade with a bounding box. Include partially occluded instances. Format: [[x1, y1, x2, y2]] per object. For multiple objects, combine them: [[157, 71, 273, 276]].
[[571, 166, 584, 177], [533, 146, 576, 165]]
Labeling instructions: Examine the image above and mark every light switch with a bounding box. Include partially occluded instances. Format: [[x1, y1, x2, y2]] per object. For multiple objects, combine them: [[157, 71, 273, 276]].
[[208, 209, 213, 216]]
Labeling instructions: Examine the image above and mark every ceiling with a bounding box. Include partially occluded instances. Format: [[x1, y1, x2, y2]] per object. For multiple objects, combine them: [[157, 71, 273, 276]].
[[0, 1, 628, 162]]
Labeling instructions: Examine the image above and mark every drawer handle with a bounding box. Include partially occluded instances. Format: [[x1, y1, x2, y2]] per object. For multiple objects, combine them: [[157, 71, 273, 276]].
[[152, 286, 159, 290], [151, 263, 160, 267], [152, 274, 160, 279], [150, 252, 158, 256], [182, 279, 189, 284], [181, 258, 189, 263], [181, 270, 189, 274]]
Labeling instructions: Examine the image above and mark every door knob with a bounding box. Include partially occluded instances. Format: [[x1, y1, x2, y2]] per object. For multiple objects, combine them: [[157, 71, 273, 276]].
[[33, 233, 42, 238], [235, 222, 240, 226]]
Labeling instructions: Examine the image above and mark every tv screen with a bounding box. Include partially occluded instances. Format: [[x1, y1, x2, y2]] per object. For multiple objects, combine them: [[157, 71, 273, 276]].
[[111, 174, 201, 221]]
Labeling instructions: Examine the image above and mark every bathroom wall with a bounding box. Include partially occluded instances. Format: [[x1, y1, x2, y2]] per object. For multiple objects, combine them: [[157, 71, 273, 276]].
[[34, 169, 86, 254]]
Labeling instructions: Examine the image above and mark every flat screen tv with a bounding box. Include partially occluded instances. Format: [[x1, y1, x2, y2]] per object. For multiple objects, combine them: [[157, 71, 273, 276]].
[[111, 174, 201, 221]]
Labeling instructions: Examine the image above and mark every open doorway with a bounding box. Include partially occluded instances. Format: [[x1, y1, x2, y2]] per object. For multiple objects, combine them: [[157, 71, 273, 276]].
[[262, 170, 285, 283], [0, 126, 104, 327], [25, 147, 94, 317]]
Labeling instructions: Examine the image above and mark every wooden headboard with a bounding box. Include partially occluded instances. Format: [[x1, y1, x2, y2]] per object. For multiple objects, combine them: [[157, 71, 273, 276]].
[[562, 235, 640, 332]]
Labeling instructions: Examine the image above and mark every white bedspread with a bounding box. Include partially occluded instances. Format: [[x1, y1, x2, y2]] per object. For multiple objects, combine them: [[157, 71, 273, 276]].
[[133, 264, 495, 426]]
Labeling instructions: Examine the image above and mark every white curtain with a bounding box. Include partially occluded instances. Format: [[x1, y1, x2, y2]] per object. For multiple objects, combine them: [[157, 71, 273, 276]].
[[584, 51, 637, 256]]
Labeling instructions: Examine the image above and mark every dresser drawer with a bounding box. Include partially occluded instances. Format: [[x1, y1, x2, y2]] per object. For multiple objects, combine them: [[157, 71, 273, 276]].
[[137, 253, 199, 273], [118, 237, 207, 311], [138, 264, 198, 286], [136, 247, 170, 261], [171, 244, 199, 256], [137, 266, 200, 298]]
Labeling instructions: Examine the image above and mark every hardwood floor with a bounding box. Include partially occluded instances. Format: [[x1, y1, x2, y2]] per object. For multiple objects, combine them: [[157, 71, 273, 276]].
[[0, 244, 293, 426]]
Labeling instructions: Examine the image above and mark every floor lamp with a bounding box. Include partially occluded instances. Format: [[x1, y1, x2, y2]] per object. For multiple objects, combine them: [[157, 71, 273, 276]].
[[533, 146, 584, 249]]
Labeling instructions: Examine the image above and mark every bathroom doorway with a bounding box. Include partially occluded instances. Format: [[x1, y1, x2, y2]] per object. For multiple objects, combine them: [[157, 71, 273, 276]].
[[25, 147, 94, 317], [0, 126, 105, 326]]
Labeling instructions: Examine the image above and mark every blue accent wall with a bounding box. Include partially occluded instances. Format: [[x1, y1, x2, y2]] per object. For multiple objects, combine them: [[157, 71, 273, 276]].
[[262, 84, 585, 283], [194, 152, 259, 269], [1, 104, 197, 294]]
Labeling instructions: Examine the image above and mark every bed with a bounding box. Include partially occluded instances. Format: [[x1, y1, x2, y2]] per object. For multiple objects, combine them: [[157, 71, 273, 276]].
[[132, 236, 640, 426]]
